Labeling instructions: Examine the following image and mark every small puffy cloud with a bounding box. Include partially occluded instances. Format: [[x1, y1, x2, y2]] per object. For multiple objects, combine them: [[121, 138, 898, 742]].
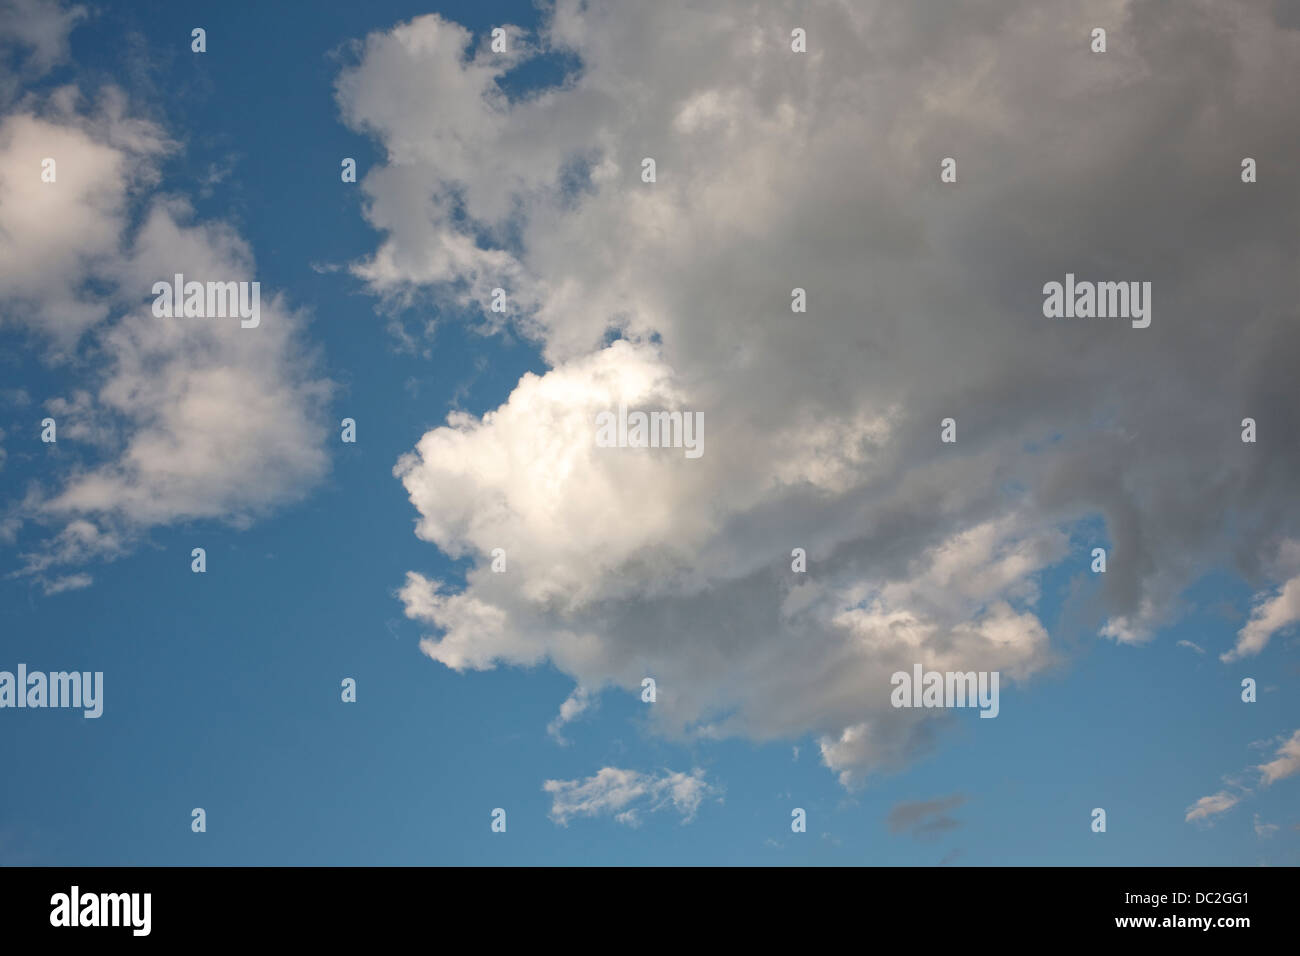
[[2, 76, 332, 579], [0, 95, 170, 347], [542, 766, 718, 826]]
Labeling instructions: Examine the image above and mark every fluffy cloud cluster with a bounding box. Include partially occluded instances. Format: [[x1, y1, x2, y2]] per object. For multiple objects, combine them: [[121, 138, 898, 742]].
[[339, 1, 1300, 782], [0, 6, 332, 585]]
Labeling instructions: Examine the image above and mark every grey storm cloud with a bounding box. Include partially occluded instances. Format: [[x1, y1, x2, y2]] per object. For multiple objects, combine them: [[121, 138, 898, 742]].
[[331, 0, 1300, 783]]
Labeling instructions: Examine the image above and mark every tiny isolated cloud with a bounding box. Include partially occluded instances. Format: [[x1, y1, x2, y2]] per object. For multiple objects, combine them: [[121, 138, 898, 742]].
[[546, 685, 594, 744], [542, 766, 719, 827], [1252, 814, 1278, 838], [886, 793, 966, 838]]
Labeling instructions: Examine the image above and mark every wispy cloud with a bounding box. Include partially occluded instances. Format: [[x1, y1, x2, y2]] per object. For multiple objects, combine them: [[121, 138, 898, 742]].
[[1185, 791, 1240, 824], [1257, 729, 1300, 786], [1252, 814, 1279, 838], [1186, 728, 1300, 824], [887, 794, 966, 838], [1222, 575, 1300, 662], [546, 685, 594, 744], [543, 767, 719, 827], [40, 572, 92, 596]]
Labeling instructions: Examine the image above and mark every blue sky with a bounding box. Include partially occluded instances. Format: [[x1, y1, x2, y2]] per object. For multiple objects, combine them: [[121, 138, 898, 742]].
[[1, 0, 1298, 866]]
